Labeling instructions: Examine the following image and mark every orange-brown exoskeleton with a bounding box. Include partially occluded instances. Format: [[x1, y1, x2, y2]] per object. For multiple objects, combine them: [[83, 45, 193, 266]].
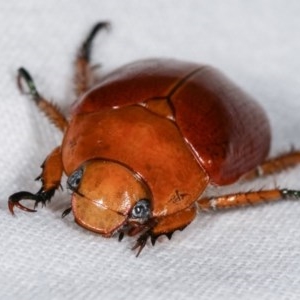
[[9, 22, 300, 256]]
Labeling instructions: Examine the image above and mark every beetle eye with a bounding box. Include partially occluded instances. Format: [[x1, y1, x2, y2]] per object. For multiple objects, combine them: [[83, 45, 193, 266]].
[[67, 168, 83, 191], [131, 199, 151, 219]]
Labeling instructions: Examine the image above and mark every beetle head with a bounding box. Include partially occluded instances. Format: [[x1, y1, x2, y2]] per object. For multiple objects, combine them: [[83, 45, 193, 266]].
[[67, 160, 152, 237]]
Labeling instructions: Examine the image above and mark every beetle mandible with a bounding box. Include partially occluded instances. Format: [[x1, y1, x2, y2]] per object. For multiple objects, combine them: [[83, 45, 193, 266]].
[[9, 22, 300, 256]]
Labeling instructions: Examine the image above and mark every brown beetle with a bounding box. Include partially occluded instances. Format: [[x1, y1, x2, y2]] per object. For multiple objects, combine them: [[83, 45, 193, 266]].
[[9, 22, 300, 255]]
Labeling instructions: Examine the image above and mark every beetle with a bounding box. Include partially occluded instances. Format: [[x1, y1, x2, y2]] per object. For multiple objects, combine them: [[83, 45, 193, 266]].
[[9, 22, 300, 256]]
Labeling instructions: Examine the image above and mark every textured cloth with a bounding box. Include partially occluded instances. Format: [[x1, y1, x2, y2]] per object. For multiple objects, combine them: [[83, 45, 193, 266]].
[[1, 1, 300, 299]]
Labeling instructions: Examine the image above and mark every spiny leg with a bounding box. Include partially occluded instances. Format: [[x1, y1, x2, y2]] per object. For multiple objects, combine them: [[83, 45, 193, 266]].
[[17, 68, 68, 131], [74, 21, 110, 98], [8, 146, 63, 214], [243, 150, 300, 181], [126, 219, 158, 257], [131, 226, 184, 257], [198, 188, 300, 211], [131, 231, 152, 257], [131, 207, 196, 257]]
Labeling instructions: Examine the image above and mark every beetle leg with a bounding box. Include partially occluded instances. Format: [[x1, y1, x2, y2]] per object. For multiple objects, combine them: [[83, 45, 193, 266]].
[[132, 231, 152, 257], [17, 68, 68, 132], [8, 189, 55, 215], [130, 206, 196, 256], [131, 226, 189, 257], [243, 150, 300, 180], [8, 191, 43, 213], [74, 22, 110, 97], [8, 146, 63, 214], [198, 188, 300, 211], [128, 220, 156, 256]]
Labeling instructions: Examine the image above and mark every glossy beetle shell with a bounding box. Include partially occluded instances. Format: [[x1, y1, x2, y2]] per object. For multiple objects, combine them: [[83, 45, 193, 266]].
[[62, 58, 271, 229]]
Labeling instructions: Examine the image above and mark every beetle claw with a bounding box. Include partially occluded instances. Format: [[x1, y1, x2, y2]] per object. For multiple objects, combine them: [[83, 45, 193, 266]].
[[132, 232, 150, 257], [8, 191, 40, 215], [80, 21, 110, 61], [8, 189, 55, 215]]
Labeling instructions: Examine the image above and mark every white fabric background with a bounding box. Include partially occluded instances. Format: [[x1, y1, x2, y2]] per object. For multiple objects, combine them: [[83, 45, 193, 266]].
[[1, 1, 300, 299]]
